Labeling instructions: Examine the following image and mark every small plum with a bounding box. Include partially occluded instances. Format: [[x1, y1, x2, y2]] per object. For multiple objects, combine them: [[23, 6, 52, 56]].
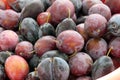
[[69, 52, 93, 76], [15, 41, 34, 60], [47, 0, 75, 25], [85, 38, 108, 60], [82, 0, 102, 15], [76, 23, 89, 42], [37, 12, 51, 25], [34, 36, 56, 57], [84, 14, 107, 38], [108, 37, 120, 58], [88, 3, 111, 20], [0, 9, 19, 29], [56, 30, 84, 55], [0, 30, 19, 51]]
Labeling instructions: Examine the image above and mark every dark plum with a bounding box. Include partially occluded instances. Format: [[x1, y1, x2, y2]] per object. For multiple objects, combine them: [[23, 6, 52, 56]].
[[40, 23, 55, 36], [20, 0, 44, 20], [84, 14, 107, 38], [107, 14, 120, 36], [0, 30, 19, 51], [19, 18, 39, 44], [56, 18, 76, 36], [112, 56, 120, 69], [29, 54, 41, 71], [46, 0, 75, 25], [76, 76, 92, 80], [105, 0, 120, 14], [85, 38, 107, 60], [39, 0, 52, 11], [40, 50, 68, 61], [108, 37, 120, 58], [56, 30, 84, 55], [34, 36, 56, 57], [82, 0, 102, 15], [37, 12, 51, 25], [26, 69, 39, 80], [69, 52, 93, 76], [0, 64, 6, 80], [88, 3, 111, 20], [92, 56, 115, 80], [0, 9, 19, 29], [15, 41, 34, 60], [0, 51, 12, 65], [37, 57, 70, 80], [70, 0, 82, 16], [6, 0, 27, 12], [76, 23, 89, 42], [76, 16, 88, 24]]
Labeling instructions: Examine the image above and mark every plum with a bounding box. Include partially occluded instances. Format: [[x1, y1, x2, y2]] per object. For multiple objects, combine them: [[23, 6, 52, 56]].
[[34, 36, 57, 57], [0, 30, 19, 51], [26, 70, 39, 80], [20, 0, 45, 20], [29, 54, 41, 71], [0, 51, 12, 65], [76, 16, 88, 24], [84, 14, 107, 38], [15, 41, 34, 60], [88, 3, 111, 21], [82, 0, 103, 15], [56, 18, 76, 36], [108, 37, 120, 58], [0, 64, 6, 80], [69, 52, 93, 76], [0, 9, 19, 29], [105, 0, 120, 14], [85, 38, 108, 60], [37, 12, 51, 25], [19, 18, 39, 44], [5, 55, 29, 80], [76, 23, 89, 42], [70, 0, 82, 16], [37, 57, 70, 80], [107, 14, 120, 36], [6, 0, 27, 12], [47, 0, 75, 25], [112, 56, 120, 69], [40, 50, 68, 62], [56, 30, 84, 55], [40, 23, 55, 36], [92, 56, 115, 80]]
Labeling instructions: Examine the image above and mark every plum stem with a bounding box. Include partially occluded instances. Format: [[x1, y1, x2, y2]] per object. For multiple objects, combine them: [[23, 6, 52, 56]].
[[34, 68, 37, 75], [46, 12, 51, 23], [69, 48, 77, 58], [67, 8, 71, 18], [28, 50, 35, 54], [107, 47, 113, 56], [18, 21, 22, 31]]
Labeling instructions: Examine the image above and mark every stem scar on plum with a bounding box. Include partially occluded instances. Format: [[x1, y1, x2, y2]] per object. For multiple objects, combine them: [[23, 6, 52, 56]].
[[69, 48, 78, 58]]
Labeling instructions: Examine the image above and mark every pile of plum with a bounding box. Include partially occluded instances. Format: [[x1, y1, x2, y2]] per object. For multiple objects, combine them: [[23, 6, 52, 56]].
[[0, 0, 120, 80]]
